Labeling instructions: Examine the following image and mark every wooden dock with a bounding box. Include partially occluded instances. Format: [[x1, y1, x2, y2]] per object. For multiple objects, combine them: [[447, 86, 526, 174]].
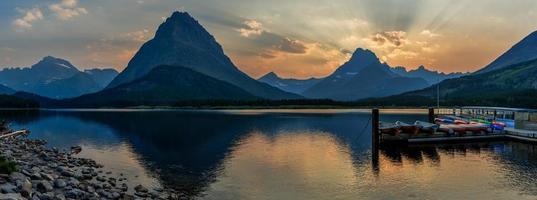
[[371, 108, 537, 145], [505, 128, 537, 142]]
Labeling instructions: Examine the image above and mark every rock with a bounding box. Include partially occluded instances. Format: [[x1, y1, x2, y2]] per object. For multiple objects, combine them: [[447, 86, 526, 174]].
[[20, 180, 32, 198], [69, 146, 82, 154], [119, 183, 128, 192], [8, 173, 26, 182], [0, 183, 17, 193], [40, 173, 53, 181], [36, 181, 53, 193], [0, 193, 23, 200], [53, 179, 66, 188], [30, 173, 42, 180], [64, 189, 80, 199], [96, 176, 106, 182], [134, 184, 148, 193]]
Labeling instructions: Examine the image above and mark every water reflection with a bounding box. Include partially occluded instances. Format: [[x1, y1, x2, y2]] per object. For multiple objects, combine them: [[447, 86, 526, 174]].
[[2, 110, 537, 199]]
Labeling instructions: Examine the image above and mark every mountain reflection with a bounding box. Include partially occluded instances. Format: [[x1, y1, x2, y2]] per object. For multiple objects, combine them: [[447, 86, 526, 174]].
[[3, 110, 537, 199]]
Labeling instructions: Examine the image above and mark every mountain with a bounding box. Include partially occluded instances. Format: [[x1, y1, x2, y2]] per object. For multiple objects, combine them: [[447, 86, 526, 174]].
[[0, 84, 15, 95], [83, 68, 119, 88], [107, 12, 299, 100], [476, 31, 537, 74], [257, 72, 323, 94], [360, 58, 537, 108], [0, 94, 39, 108], [63, 65, 259, 107], [0, 56, 118, 99], [391, 65, 468, 84], [34, 72, 102, 99], [302, 48, 429, 101]]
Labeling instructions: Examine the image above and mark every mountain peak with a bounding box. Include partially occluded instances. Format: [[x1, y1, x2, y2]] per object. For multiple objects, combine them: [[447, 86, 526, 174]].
[[417, 65, 426, 70], [34, 56, 78, 71], [350, 48, 378, 62], [261, 72, 279, 79]]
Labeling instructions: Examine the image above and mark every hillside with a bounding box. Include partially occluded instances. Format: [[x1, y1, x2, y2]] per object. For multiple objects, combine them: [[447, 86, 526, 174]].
[[359, 58, 537, 108], [477, 31, 537, 74]]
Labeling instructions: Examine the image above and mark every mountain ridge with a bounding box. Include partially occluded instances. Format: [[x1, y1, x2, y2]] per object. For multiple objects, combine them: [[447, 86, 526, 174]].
[[0, 56, 118, 99], [257, 72, 323, 94], [476, 31, 537, 74], [302, 48, 429, 100], [107, 11, 300, 100]]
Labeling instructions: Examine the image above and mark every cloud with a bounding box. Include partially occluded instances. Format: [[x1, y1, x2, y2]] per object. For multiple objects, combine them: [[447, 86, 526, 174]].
[[121, 29, 152, 42], [274, 38, 307, 54], [237, 20, 264, 37], [369, 31, 407, 47], [12, 8, 44, 31], [420, 30, 441, 38], [49, 0, 88, 20]]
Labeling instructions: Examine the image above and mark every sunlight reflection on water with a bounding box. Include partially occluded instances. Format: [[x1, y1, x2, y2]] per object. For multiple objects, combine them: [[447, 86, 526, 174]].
[[3, 109, 537, 199]]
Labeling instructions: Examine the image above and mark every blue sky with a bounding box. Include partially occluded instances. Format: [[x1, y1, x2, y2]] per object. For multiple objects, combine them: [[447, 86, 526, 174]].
[[2, 0, 537, 78]]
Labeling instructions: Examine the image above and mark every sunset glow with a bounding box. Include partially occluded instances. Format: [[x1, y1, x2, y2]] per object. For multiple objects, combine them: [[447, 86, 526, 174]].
[[2, 0, 537, 79]]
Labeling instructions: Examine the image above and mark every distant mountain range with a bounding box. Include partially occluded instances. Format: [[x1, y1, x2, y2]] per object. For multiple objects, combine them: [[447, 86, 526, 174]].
[[3, 11, 535, 108], [391, 65, 469, 84], [107, 12, 299, 100], [302, 48, 429, 101], [0, 56, 118, 99], [476, 31, 537, 74], [61, 65, 259, 107], [358, 31, 537, 108], [359, 58, 537, 108], [257, 72, 322, 94], [0, 84, 15, 95]]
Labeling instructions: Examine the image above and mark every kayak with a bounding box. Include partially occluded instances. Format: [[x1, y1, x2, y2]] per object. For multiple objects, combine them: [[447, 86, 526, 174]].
[[438, 124, 466, 134], [380, 122, 401, 135], [396, 121, 421, 134], [470, 119, 492, 125], [435, 118, 454, 124], [415, 121, 439, 133]]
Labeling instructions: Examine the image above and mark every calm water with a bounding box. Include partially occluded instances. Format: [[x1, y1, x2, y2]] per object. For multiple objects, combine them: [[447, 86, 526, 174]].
[[3, 109, 537, 199]]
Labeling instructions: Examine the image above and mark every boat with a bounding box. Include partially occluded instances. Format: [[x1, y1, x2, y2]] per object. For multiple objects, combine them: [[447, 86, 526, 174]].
[[415, 121, 439, 133], [460, 123, 491, 133], [438, 124, 466, 135], [396, 121, 421, 134], [379, 122, 401, 135], [435, 118, 454, 124], [470, 119, 491, 125]]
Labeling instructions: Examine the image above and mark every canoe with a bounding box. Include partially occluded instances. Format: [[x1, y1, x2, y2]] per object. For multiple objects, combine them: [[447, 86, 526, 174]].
[[492, 121, 506, 127], [435, 118, 454, 124], [380, 122, 401, 135], [470, 119, 491, 125], [460, 123, 491, 133], [396, 121, 420, 134], [415, 121, 439, 133], [438, 124, 466, 135]]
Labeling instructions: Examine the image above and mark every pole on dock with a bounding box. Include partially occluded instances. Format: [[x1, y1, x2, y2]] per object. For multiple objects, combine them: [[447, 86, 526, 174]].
[[428, 107, 435, 123], [371, 108, 380, 173], [372, 108, 380, 149]]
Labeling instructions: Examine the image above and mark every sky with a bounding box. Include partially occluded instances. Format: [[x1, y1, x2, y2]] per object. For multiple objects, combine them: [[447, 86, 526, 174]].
[[1, 0, 537, 79]]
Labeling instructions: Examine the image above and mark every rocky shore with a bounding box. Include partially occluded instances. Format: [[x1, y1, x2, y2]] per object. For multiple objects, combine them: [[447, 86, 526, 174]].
[[0, 137, 180, 200]]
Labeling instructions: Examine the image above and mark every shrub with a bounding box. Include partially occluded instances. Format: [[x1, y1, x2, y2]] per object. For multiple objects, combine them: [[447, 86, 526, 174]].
[[0, 156, 18, 174]]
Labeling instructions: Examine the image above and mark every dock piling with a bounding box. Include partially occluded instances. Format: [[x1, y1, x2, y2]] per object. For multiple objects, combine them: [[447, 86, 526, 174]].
[[372, 108, 380, 149], [428, 107, 435, 123], [371, 108, 380, 172]]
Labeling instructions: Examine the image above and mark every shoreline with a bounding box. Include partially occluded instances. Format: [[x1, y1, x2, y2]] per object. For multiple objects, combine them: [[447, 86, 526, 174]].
[[0, 136, 180, 199]]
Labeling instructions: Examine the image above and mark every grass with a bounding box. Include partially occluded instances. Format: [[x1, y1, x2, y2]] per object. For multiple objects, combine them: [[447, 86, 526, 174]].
[[0, 156, 18, 174]]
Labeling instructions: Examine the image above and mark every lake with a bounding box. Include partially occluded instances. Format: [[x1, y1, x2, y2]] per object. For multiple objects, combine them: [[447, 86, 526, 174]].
[[3, 109, 537, 199]]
